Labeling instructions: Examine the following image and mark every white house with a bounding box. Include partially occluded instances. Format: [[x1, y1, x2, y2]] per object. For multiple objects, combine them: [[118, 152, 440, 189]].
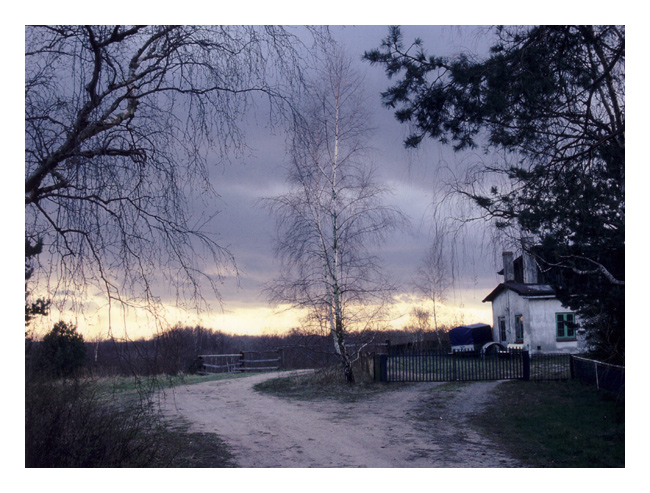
[[482, 251, 586, 354]]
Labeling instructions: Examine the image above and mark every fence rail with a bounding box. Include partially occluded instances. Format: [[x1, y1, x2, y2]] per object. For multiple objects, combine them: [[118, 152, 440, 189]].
[[198, 354, 242, 374], [197, 351, 282, 375], [530, 353, 572, 381], [571, 355, 625, 399], [374, 349, 625, 398]]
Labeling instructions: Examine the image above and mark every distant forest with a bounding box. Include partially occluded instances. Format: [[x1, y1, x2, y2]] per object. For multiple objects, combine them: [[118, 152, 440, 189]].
[[26, 324, 452, 377]]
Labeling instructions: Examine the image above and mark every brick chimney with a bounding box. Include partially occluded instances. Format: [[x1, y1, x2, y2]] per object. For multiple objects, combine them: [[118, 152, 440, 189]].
[[502, 251, 514, 282], [521, 237, 538, 284]]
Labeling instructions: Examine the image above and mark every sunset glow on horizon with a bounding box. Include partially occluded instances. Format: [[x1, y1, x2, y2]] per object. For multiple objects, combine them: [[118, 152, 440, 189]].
[[28, 291, 493, 342], [24, 25, 502, 345]]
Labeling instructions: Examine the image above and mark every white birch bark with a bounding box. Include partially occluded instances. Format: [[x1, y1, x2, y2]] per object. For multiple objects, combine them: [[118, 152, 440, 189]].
[[264, 48, 406, 382]]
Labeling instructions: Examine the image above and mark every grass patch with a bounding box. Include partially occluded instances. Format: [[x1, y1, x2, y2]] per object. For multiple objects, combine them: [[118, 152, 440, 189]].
[[149, 421, 235, 467], [254, 368, 411, 403], [26, 372, 249, 467], [94, 371, 253, 395], [472, 380, 624, 467]]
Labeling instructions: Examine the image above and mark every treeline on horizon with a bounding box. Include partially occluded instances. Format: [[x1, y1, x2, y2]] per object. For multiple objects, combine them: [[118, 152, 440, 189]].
[[27, 323, 454, 377]]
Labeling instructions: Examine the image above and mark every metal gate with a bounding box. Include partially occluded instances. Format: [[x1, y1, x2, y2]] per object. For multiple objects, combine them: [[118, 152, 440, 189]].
[[374, 349, 529, 382]]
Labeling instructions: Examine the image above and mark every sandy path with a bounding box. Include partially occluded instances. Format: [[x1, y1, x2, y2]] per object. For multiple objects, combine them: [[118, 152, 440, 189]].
[[161, 371, 522, 468]]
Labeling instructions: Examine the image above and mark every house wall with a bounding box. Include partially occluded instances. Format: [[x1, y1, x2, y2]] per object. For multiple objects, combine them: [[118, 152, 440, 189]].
[[490, 289, 529, 345], [490, 290, 583, 354], [527, 298, 580, 353]]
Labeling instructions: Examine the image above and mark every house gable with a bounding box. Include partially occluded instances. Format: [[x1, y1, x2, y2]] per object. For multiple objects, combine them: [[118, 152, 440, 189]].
[[482, 281, 555, 303], [483, 250, 584, 354]]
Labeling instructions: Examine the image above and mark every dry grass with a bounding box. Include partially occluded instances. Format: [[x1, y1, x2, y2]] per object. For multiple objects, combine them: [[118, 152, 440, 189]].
[[25, 373, 246, 467], [472, 380, 624, 467], [254, 366, 410, 402]]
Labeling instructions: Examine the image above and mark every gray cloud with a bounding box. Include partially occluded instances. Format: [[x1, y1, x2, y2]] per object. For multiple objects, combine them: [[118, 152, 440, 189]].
[[199, 26, 501, 324]]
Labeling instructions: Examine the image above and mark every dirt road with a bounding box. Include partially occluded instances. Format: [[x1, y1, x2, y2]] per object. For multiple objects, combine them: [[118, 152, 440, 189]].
[[161, 371, 523, 468]]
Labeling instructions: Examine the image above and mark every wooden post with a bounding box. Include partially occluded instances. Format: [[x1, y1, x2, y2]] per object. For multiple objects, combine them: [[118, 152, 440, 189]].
[[569, 354, 575, 379], [240, 351, 245, 371]]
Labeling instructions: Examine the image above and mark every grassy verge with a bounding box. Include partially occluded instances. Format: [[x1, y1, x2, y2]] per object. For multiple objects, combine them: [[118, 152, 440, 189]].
[[254, 367, 410, 402], [94, 370, 254, 395], [471, 380, 624, 467], [26, 372, 250, 467], [148, 421, 235, 467]]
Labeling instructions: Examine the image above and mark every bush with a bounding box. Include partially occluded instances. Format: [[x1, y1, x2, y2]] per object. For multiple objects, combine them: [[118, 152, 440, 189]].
[[25, 376, 173, 467]]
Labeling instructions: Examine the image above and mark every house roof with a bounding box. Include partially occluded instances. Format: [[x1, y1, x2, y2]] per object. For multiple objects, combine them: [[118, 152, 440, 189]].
[[482, 281, 556, 303]]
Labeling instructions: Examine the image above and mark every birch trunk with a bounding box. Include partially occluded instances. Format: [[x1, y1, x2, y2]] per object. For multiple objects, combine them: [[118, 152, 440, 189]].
[[329, 90, 355, 382], [264, 49, 404, 385]]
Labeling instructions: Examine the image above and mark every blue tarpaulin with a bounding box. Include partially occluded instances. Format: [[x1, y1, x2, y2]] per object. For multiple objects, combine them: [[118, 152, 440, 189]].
[[449, 323, 493, 348]]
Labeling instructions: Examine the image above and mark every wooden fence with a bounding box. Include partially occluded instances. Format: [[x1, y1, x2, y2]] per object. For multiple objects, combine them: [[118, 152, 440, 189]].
[[197, 350, 282, 375]]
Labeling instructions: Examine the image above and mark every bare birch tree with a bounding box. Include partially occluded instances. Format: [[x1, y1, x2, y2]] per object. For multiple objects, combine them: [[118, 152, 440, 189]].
[[264, 49, 405, 382], [414, 225, 452, 347], [25, 26, 320, 329], [404, 307, 430, 349]]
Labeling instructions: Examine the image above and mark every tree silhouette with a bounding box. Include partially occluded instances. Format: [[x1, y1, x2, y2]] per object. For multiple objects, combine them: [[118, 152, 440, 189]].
[[365, 26, 624, 362], [25, 25, 321, 327]]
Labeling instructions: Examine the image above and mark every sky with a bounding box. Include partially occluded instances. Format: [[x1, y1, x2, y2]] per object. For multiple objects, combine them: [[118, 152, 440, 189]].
[[140, 25, 502, 339], [19, 25, 500, 339], [23, 25, 520, 340], [18, 16, 637, 342]]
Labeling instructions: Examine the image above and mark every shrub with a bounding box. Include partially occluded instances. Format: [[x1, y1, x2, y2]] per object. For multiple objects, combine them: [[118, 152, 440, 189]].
[[25, 376, 173, 467], [34, 321, 87, 377]]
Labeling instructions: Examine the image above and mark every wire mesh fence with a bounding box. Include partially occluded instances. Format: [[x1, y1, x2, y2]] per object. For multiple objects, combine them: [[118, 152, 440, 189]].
[[572, 355, 625, 399]]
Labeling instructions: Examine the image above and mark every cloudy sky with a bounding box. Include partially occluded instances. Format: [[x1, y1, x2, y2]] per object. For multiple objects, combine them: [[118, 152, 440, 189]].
[[19, 22, 558, 340], [25, 24, 514, 341], [13, 0, 640, 346], [179, 25, 504, 338]]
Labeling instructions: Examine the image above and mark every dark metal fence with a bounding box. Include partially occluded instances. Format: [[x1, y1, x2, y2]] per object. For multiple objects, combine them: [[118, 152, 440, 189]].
[[374, 349, 625, 395], [375, 349, 527, 383], [530, 353, 572, 381]]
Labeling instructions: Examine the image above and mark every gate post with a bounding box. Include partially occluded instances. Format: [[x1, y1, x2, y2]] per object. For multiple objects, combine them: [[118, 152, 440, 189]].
[[377, 354, 387, 382], [522, 350, 530, 381]]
